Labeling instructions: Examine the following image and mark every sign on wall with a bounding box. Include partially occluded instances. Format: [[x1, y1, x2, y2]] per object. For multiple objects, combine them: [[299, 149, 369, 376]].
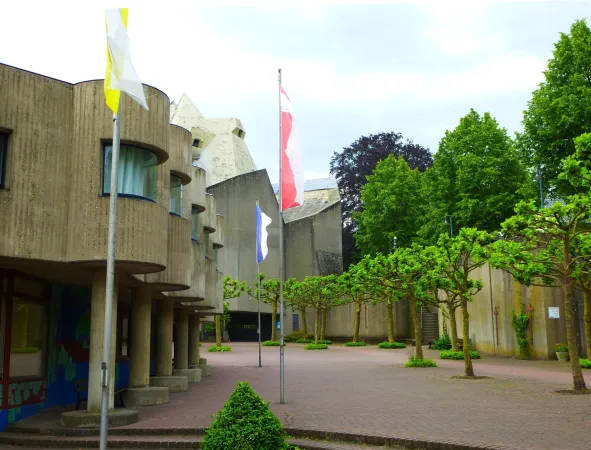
[[548, 307, 560, 319]]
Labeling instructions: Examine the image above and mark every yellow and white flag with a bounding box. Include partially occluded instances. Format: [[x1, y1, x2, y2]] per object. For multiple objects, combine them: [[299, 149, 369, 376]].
[[104, 8, 148, 114]]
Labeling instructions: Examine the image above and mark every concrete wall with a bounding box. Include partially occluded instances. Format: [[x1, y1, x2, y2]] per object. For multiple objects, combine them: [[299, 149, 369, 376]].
[[439, 262, 580, 360]]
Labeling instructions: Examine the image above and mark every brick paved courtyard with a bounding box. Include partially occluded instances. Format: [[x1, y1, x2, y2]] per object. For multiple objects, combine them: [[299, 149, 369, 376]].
[[113, 342, 589, 450]]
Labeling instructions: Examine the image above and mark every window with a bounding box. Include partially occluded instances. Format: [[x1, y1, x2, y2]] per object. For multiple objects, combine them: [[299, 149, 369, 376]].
[[103, 144, 158, 201], [0, 133, 8, 189], [192, 139, 201, 148], [10, 299, 47, 378], [204, 233, 210, 259], [191, 207, 199, 241], [170, 175, 182, 215], [292, 313, 300, 332]]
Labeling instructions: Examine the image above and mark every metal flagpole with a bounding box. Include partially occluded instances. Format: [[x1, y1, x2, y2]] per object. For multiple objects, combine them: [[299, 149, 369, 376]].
[[99, 100, 121, 450], [278, 68, 285, 404], [257, 200, 262, 368]]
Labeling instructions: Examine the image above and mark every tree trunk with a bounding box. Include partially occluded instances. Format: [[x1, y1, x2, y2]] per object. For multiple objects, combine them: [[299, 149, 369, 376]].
[[584, 290, 591, 360], [448, 303, 459, 351], [386, 300, 394, 343], [410, 298, 423, 359], [314, 308, 320, 344], [320, 308, 327, 340], [564, 275, 586, 390], [461, 300, 474, 377], [301, 308, 308, 335], [271, 299, 278, 342], [353, 296, 361, 343], [215, 315, 222, 347]]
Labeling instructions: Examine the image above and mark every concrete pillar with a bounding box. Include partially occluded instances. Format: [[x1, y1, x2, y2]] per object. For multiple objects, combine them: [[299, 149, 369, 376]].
[[174, 310, 189, 370], [88, 269, 118, 412], [156, 302, 174, 376], [189, 315, 200, 367], [129, 287, 151, 387]]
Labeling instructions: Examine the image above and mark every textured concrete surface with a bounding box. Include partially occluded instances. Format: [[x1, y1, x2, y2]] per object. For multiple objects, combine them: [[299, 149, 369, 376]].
[[149, 376, 188, 393], [60, 409, 138, 428], [172, 368, 202, 383], [122, 387, 169, 407]]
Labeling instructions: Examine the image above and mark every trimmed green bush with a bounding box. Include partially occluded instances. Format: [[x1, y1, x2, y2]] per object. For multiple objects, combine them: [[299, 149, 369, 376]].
[[344, 341, 367, 347], [202, 381, 288, 450], [284, 331, 314, 342], [11, 347, 40, 354], [431, 332, 452, 350], [405, 356, 438, 368], [378, 341, 406, 349], [580, 358, 591, 369], [304, 344, 328, 350], [208, 345, 232, 352], [317, 340, 332, 345], [295, 339, 313, 344], [262, 340, 281, 346], [440, 350, 481, 360]]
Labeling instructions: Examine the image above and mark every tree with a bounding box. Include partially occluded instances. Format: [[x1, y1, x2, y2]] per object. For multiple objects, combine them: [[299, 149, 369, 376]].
[[518, 19, 591, 192], [435, 229, 491, 376], [336, 267, 373, 343], [217, 276, 245, 346], [248, 273, 281, 342], [419, 109, 533, 244], [355, 155, 426, 255], [329, 132, 432, 267], [296, 275, 338, 343], [490, 197, 591, 391], [283, 278, 307, 335]]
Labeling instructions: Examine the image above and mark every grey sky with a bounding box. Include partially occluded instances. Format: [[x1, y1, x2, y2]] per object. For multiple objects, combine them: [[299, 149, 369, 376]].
[[1, 1, 588, 183]]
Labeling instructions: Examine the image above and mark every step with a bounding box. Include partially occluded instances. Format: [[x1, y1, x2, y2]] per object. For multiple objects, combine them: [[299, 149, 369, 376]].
[[0, 432, 201, 448], [290, 438, 394, 449]]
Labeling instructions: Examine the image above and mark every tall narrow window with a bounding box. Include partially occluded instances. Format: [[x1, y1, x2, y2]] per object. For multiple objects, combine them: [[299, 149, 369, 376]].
[[10, 299, 47, 378], [191, 207, 199, 241], [170, 175, 182, 215], [103, 145, 158, 201], [204, 233, 210, 259], [292, 313, 300, 332], [0, 133, 8, 189]]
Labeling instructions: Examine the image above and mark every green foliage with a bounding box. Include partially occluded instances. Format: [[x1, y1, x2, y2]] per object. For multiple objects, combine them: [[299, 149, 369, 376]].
[[579, 358, 591, 369], [556, 343, 569, 353], [208, 346, 232, 352], [512, 307, 532, 359], [344, 341, 367, 347], [295, 339, 313, 344], [204, 322, 216, 333], [405, 356, 437, 368], [317, 340, 333, 345], [431, 332, 452, 350], [440, 350, 481, 360], [202, 381, 288, 450], [519, 20, 591, 191], [304, 344, 328, 350], [378, 341, 406, 349], [419, 109, 533, 244], [284, 331, 313, 342], [262, 341, 281, 347], [355, 155, 426, 255], [11, 347, 39, 354]]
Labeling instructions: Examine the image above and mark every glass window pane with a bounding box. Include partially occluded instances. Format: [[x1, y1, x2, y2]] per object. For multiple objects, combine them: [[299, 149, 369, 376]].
[[191, 207, 199, 240], [103, 145, 158, 201], [170, 175, 182, 215], [10, 299, 46, 378]]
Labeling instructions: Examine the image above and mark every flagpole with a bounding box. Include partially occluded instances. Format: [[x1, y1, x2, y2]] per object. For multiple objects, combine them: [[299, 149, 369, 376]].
[[256, 201, 262, 368], [99, 100, 121, 450], [278, 68, 285, 404]]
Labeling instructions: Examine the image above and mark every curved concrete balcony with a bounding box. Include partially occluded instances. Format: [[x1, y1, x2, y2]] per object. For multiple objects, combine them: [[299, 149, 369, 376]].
[[202, 194, 217, 233], [168, 125, 192, 186], [186, 167, 207, 213]]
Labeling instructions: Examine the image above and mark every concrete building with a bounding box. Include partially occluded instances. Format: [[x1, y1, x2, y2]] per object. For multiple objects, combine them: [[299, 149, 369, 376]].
[[0, 64, 221, 429]]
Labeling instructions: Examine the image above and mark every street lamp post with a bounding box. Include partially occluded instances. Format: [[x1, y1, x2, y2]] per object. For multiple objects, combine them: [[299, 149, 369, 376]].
[[444, 215, 453, 238], [393, 236, 397, 250]]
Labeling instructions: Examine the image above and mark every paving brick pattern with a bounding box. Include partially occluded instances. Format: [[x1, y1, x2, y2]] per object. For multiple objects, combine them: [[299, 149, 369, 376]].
[[9, 343, 591, 449]]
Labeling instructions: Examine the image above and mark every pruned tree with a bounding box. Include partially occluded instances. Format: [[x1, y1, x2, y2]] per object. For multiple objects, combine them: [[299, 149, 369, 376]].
[[248, 273, 281, 342], [216, 276, 246, 346], [296, 275, 338, 343], [337, 267, 373, 343]]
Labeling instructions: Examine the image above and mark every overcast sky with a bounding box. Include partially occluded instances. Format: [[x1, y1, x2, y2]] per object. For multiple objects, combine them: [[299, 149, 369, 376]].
[[1, 1, 589, 182]]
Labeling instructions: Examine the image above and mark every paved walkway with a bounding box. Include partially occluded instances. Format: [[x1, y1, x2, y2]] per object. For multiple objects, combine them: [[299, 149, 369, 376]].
[[11, 343, 591, 449]]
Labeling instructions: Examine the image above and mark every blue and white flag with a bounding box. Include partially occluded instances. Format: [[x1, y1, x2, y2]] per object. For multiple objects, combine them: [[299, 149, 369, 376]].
[[256, 204, 272, 263]]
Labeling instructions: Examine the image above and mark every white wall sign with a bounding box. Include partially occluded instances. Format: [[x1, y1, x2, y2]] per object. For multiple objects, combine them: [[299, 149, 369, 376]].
[[548, 307, 560, 319]]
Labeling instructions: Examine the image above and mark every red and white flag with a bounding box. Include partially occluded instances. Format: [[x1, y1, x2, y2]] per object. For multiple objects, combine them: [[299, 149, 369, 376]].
[[280, 85, 304, 211]]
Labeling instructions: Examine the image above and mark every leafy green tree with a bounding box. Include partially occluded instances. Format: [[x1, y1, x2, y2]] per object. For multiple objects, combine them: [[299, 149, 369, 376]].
[[217, 276, 245, 346], [248, 273, 281, 342], [490, 197, 591, 391], [282, 278, 306, 335], [435, 229, 492, 376], [355, 155, 426, 255], [519, 19, 591, 192], [329, 132, 432, 268], [295, 275, 338, 343], [419, 109, 533, 244], [335, 268, 373, 342]]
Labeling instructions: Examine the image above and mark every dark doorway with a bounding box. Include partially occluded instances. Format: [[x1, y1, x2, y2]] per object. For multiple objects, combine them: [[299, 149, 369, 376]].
[[228, 312, 276, 342]]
